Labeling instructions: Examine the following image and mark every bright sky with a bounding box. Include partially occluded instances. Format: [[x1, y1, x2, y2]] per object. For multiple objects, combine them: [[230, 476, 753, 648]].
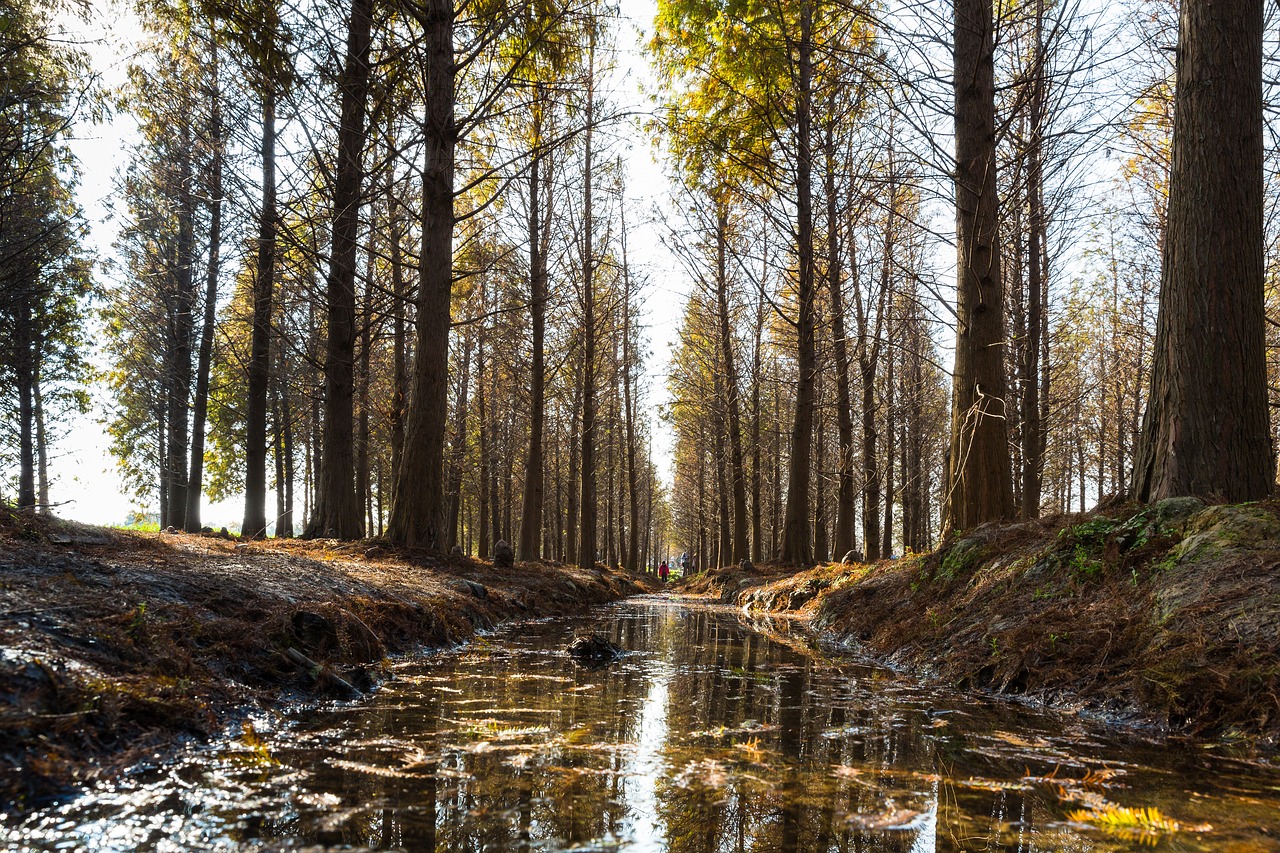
[[51, 0, 686, 528]]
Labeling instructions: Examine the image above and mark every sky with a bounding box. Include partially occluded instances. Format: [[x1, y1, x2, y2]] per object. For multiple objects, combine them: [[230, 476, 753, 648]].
[[49, 0, 687, 528]]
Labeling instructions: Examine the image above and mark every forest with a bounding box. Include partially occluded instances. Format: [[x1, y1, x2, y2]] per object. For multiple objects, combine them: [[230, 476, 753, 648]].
[[6, 0, 1280, 844], [1, 0, 1276, 567]]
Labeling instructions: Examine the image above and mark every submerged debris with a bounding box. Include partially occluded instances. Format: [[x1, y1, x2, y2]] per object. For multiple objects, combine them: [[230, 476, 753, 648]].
[[566, 632, 623, 668]]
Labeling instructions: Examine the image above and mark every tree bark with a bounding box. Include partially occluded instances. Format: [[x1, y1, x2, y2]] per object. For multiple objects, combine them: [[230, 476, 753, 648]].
[[1134, 0, 1270, 502], [1020, 0, 1045, 521], [578, 33, 598, 570], [243, 85, 277, 540], [778, 1, 815, 565], [825, 128, 857, 559], [946, 0, 1014, 533], [714, 200, 750, 563], [186, 43, 223, 531], [388, 0, 454, 547], [519, 100, 548, 560], [309, 0, 372, 540]]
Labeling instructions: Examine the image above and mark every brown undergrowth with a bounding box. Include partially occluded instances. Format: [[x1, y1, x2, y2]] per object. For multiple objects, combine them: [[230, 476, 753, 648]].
[[0, 508, 652, 811], [680, 499, 1280, 745]]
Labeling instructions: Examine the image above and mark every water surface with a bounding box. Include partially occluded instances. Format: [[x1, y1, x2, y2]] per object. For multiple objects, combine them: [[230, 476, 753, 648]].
[[6, 596, 1279, 851]]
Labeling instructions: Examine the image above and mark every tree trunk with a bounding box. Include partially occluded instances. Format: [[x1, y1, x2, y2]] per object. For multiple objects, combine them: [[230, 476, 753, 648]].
[[577, 33, 597, 570], [15, 295, 35, 509], [388, 0, 454, 547], [714, 201, 750, 563], [1020, 0, 1045, 521], [34, 365, 48, 511], [621, 212, 640, 573], [825, 129, 856, 558], [446, 334, 471, 549], [243, 86, 277, 540], [946, 0, 1014, 533], [778, 1, 815, 565], [477, 330, 491, 557], [519, 106, 548, 560], [165, 104, 197, 529], [186, 43, 222, 531], [310, 0, 372, 540], [1134, 0, 1270, 502]]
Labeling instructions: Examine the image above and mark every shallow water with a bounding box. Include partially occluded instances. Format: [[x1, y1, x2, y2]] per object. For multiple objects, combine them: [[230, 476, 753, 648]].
[[5, 596, 1280, 852]]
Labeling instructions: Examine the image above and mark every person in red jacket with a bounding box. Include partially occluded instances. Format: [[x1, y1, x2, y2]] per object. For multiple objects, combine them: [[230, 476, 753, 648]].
[[658, 560, 670, 582]]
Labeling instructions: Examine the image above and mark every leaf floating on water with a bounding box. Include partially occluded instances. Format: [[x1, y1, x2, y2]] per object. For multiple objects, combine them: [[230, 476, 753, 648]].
[[957, 777, 1032, 793], [329, 758, 432, 779], [236, 722, 279, 766], [1067, 802, 1213, 842]]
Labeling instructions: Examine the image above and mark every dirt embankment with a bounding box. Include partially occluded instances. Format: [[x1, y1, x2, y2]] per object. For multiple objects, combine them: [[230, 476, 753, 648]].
[[0, 509, 652, 811], [682, 498, 1280, 745]]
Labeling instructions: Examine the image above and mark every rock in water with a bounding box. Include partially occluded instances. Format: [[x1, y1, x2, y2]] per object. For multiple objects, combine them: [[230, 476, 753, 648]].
[[493, 539, 514, 568], [567, 632, 623, 668]]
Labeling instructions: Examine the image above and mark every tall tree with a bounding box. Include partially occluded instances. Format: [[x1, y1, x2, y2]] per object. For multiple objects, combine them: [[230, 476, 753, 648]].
[[387, 0, 454, 547], [307, 0, 375, 540], [1133, 0, 1270, 501], [945, 0, 1014, 533]]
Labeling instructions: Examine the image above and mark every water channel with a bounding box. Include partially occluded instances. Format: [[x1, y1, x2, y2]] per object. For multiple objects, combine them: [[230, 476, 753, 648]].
[[5, 596, 1279, 851]]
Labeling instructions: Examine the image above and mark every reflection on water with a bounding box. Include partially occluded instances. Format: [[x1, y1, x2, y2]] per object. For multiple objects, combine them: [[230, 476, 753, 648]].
[[5, 597, 1280, 852]]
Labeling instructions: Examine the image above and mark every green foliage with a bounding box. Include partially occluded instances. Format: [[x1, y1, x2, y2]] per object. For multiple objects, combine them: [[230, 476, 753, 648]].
[[0, 0, 95, 502]]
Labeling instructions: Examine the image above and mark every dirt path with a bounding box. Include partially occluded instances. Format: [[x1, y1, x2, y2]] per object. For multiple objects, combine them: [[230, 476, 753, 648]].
[[0, 510, 652, 811]]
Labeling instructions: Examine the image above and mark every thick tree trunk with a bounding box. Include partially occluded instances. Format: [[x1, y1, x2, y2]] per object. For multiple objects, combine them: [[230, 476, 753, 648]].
[[946, 0, 1014, 533], [388, 0, 454, 547], [778, 2, 815, 565], [1135, 0, 1270, 502], [310, 0, 372, 540], [243, 86, 278, 540]]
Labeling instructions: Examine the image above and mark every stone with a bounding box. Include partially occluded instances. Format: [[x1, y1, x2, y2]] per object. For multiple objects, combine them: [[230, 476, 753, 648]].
[[1172, 504, 1280, 565], [566, 632, 624, 668], [493, 540, 514, 568], [1153, 496, 1206, 530], [451, 579, 488, 599]]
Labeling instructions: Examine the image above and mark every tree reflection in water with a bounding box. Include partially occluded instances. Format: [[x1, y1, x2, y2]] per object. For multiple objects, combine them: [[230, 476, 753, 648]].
[[9, 598, 1280, 852]]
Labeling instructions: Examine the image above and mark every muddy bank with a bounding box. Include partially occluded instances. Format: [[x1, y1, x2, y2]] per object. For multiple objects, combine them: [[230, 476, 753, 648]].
[[682, 499, 1280, 745], [0, 509, 652, 811]]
